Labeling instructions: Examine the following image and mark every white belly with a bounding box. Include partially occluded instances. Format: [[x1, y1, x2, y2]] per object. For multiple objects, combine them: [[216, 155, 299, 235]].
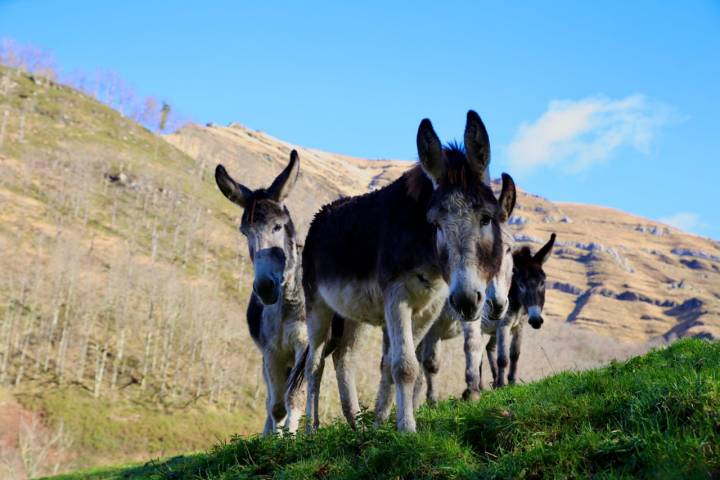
[[317, 268, 449, 329], [319, 280, 385, 325]]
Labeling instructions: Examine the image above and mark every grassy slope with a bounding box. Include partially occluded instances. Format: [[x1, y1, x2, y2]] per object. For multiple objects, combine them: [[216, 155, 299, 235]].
[[51, 338, 719, 479]]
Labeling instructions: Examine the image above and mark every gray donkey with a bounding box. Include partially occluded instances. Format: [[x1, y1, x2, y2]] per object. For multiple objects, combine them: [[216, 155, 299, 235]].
[[214, 150, 308, 435], [417, 233, 556, 403], [295, 111, 516, 432], [486, 233, 555, 388], [415, 228, 515, 405]]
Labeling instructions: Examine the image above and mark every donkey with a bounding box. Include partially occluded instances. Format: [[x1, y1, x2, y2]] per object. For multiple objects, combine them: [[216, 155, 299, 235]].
[[214, 150, 308, 435], [297, 111, 516, 432], [415, 228, 515, 405], [486, 233, 556, 388]]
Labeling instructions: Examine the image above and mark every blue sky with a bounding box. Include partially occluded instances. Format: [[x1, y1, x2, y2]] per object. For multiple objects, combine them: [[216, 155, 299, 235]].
[[1, 1, 718, 238]]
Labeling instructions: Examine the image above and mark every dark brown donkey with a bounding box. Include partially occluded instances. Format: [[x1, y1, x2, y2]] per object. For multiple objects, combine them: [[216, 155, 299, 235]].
[[297, 111, 516, 432], [214, 150, 307, 435], [486, 233, 556, 388]]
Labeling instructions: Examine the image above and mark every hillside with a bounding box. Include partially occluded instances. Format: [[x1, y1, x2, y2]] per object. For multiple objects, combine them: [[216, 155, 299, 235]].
[[0, 64, 719, 476], [50, 339, 720, 479], [0, 65, 268, 475], [167, 122, 720, 343]]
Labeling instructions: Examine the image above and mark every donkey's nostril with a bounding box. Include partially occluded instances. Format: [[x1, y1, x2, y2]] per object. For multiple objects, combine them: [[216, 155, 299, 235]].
[[254, 276, 278, 305], [450, 291, 478, 321]]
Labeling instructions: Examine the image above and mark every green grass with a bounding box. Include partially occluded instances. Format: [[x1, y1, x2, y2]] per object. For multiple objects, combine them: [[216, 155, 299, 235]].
[[20, 386, 260, 472], [52, 338, 719, 479]]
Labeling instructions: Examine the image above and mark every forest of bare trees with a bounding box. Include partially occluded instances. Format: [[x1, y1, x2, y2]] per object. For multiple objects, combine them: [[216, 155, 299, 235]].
[[0, 40, 272, 413], [0, 38, 185, 133]]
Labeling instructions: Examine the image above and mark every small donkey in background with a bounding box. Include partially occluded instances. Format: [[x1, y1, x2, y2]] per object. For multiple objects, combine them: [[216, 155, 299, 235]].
[[214, 150, 307, 435], [486, 233, 555, 388]]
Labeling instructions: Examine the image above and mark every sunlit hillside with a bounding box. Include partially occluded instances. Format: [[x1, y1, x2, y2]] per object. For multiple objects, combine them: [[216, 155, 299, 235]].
[[0, 64, 718, 477]]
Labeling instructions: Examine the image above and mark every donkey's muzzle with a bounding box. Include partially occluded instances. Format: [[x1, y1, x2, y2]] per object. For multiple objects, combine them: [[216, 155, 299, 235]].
[[486, 299, 508, 320], [254, 275, 279, 305], [528, 315, 544, 329], [528, 305, 543, 329], [450, 290, 480, 322]]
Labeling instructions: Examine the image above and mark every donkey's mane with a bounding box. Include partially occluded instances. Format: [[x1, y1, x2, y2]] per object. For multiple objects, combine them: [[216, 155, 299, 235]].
[[513, 245, 536, 265], [405, 140, 495, 206], [406, 142, 495, 202]]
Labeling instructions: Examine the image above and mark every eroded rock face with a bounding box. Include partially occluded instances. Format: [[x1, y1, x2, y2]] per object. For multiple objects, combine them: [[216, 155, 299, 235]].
[[672, 248, 720, 263], [509, 215, 528, 225]]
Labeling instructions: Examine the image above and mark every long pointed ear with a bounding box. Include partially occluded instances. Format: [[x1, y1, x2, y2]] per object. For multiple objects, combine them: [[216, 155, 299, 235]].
[[268, 150, 300, 202], [497, 173, 516, 223], [417, 118, 445, 187], [534, 233, 556, 264], [464, 110, 491, 184], [215, 164, 252, 208]]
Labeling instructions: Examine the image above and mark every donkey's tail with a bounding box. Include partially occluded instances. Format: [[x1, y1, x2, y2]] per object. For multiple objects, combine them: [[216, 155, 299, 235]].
[[286, 345, 309, 398], [286, 314, 346, 397]]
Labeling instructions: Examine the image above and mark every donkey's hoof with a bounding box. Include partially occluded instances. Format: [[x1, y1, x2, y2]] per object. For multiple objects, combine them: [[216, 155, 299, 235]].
[[462, 388, 481, 401]]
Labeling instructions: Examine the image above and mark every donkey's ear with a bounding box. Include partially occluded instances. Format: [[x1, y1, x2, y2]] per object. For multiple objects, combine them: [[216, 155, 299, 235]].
[[417, 118, 445, 187], [535, 233, 556, 264], [268, 150, 300, 202], [497, 173, 516, 223], [215, 164, 252, 208], [464, 110, 491, 184]]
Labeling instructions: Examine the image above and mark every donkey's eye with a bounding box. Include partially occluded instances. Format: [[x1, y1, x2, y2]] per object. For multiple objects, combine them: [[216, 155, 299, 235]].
[[480, 214, 491, 226], [273, 223, 283, 233]]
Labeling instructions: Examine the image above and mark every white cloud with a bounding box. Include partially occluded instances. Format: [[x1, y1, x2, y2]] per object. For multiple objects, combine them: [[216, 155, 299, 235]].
[[506, 95, 672, 173], [659, 212, 702, 232]]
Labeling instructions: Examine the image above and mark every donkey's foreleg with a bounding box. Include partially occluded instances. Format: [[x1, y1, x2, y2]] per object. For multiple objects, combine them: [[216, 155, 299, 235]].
[[261, 359, 273, 436], [264, 352, 289, 435], [304, 302, 333, 432], [462, 320, 483, 401], [507, 326, 523, 385], [332, 321, 364, 428], [495, 325, 511, 388], [485, 334, 498, 386], [385, 294, 418, 432], [373, 328, 395, 425]]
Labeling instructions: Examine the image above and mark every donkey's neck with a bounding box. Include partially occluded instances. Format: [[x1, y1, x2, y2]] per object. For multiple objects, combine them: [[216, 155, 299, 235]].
[[507, 282, 524, 317], [279, 241, 304, 320]]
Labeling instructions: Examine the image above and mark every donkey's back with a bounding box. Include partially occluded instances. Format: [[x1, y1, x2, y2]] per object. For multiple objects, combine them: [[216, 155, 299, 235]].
[[303, 171, 437, 325]]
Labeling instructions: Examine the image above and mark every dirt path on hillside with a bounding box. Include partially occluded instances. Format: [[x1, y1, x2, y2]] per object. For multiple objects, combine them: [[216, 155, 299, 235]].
[[0, 392, 69, 479]]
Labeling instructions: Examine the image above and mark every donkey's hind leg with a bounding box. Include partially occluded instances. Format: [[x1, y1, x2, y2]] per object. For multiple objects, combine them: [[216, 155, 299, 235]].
[[418, 329, 442, 406], [304, 299, 334, 432], [374, 328, 395, 425], [462, 320, 483, 401], [485, 334, 498, 387], [285, 331, 308, 434], [495, 325, 511, 388], [332, 320, 365, 428], [507, 326, 523, 385]]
